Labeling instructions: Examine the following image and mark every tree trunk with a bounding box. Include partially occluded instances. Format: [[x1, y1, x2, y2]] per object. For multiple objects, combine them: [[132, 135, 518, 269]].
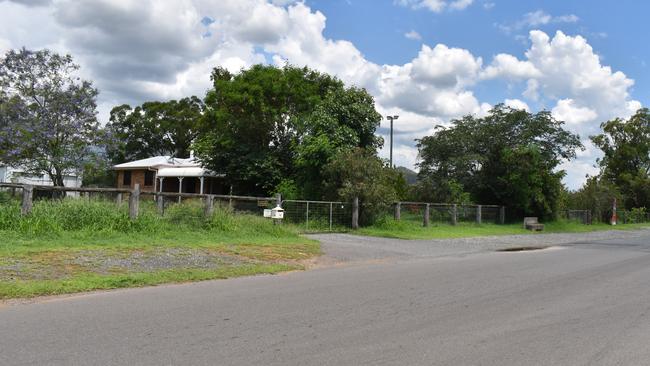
[[49, 168, 66, 199]]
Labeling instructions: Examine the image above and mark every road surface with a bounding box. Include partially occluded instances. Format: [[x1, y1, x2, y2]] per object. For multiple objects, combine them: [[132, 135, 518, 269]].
[[2, 230, 650, 365]]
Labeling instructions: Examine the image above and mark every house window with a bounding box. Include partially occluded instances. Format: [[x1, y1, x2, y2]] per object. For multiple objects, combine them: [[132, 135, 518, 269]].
[[144, 171, 154, 186], [123, 171, 132, 186]]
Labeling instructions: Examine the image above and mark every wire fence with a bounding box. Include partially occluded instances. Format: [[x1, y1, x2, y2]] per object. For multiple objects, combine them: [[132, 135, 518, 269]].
[[394, 202, 505, 226], [282, 200, 351, 232]]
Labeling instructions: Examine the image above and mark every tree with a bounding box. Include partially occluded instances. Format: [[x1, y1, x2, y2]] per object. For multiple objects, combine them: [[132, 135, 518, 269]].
[[417, 105, 582, 219], [0, 48, 99, 187], [566, 176, 622, 222], [105, 96, 204, 163], [323, 148, 399, 225], [194, 64, 382, 197], [591, 108, 650, 209]]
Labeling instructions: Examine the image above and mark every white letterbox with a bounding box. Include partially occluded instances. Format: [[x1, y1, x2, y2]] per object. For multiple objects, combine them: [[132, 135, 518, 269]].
[[271, 205, 284, 219], [263, 209, 272, 218]]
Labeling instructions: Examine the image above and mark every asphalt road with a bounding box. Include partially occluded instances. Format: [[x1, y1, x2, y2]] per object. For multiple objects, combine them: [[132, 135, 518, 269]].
[[2, 230, 650, 365]]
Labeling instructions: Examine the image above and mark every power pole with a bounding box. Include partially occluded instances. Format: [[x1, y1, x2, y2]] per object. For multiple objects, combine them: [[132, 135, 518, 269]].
[[387, 115, 399, 168]]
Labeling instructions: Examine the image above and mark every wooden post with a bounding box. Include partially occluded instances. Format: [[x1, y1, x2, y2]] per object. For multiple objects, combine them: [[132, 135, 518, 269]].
[[329, 202, 333, 231], [116, 193, 123, 206], [305, 201, 310, 230], [451, 204, 458, 226], [129, 184, 140, 220], [21, 185, 33, 216], [395, 202, 401, 221], [586, 210, 592, 225], [476, 205, 482, 225], [499, 206, 506, 224], [276, 193, 282, 207], [177, 177, 183, 204], [157, 194, 165, 215], [423, 203, 430, 227], [352, 197, 359, 229], [204, 195, 214, 217]]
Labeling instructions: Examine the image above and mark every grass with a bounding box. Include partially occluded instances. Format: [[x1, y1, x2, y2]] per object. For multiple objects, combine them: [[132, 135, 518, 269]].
[[357, 216, 650, 240], [0, 198, 319, 299]]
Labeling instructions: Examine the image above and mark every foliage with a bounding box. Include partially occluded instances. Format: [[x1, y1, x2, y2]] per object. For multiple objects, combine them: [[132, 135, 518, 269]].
[[591, 108, 650, 209], [566, 176, 622, 222], [323, 148, 399, 225], [0, 48, 100, 186], [105, 96, 204, 163], [194, 64, 382, 197], [417, 104, 582, 219]]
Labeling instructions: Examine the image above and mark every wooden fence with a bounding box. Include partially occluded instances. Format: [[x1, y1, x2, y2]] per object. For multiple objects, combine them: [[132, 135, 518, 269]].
[[0, 183, 278, 220]]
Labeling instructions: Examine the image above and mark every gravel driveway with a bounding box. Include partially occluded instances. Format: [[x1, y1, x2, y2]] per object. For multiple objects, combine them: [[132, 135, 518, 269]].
[[308, 228, 650, 265]]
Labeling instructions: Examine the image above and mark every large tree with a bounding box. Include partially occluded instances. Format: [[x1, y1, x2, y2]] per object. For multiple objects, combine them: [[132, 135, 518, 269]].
[[105, 96, 204, 163], [417, 105, 582, 219], [194, 64, 382, 197], [0, 48, 99, 186], [591, 108, 650, 209]]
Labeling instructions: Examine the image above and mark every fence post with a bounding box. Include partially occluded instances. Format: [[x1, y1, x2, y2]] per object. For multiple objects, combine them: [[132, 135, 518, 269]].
[[204, 195, 214, 217], [305, 201, 310, 230], [116, 193, 123, 206], [476, 205, 482, 225], [129, 184, 140, 220], [352, 197, 359, 229], [395, 202, 401, 221], [157, 194, 165, 215], [329, 202, 333, 231], [499, 206, 505, 224], [423, 203, 430, 227], [276, 193, 282, 207], [21, 185, 33, 216], [451, 204, 458, 226]]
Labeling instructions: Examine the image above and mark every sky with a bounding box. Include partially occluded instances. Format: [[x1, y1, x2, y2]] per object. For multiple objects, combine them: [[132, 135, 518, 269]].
[[0, 0, 647, 190]]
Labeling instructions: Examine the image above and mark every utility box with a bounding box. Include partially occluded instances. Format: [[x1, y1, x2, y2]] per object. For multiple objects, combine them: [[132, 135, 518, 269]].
[[271, 205, 284, 219]]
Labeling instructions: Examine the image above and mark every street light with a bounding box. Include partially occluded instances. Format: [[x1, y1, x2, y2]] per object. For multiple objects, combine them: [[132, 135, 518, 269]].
[[387, 115, 399, 168]]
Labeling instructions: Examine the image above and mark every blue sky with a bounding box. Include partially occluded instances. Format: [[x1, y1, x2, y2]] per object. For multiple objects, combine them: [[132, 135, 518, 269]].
[[0, 0, 646, 189], [309, 0, 648, 106]]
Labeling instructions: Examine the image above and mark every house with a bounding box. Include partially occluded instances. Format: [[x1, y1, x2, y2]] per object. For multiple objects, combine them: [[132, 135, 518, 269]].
[[0, 165, 82, 190], [112, 156, 227, 194]]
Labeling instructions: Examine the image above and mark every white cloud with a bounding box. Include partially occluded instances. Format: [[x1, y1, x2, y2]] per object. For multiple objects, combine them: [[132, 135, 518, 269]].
[[504, 98, 529, 111], [551, 99, 597, 125], [498, 10, 579, 33], [395, 0, 473, 13], [481, 53, 540, 80], [404, 30, 422, 40]]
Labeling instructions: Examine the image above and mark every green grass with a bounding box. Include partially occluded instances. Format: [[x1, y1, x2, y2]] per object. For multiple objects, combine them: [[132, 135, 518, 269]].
[[0, 198, 319, 299], [357, 216, 650, 240]]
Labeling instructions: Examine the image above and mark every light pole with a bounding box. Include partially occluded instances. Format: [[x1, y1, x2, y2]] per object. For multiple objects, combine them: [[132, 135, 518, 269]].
[[387, 115, 399, 168]]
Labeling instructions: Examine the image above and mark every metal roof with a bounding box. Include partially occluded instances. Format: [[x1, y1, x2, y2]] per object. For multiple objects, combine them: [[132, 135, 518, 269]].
[[156, 167, 223, 178], [113, 156, 199, 169]]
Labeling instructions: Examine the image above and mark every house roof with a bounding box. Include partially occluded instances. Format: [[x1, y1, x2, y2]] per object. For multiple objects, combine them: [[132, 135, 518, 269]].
[[113, 156, 200, 170], [157, 167, 223, 178]]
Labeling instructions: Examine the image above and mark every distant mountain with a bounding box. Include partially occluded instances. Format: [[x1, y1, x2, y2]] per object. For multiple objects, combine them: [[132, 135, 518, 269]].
[[395, 166, 418, 185]]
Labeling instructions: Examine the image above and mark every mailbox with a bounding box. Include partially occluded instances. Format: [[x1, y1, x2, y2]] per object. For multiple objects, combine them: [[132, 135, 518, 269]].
[[271, 205, 284, 219]]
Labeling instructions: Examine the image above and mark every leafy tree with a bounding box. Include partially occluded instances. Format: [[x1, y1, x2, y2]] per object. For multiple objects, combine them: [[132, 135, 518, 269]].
[[591, 108, 650, 208], [417, 104, 582, 219], [566, 176, 622, 222], [105, 96, 204, 163], [323, 148, 399, 225], [0, 48, 99, 187], [195, 64, 382, 197]]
